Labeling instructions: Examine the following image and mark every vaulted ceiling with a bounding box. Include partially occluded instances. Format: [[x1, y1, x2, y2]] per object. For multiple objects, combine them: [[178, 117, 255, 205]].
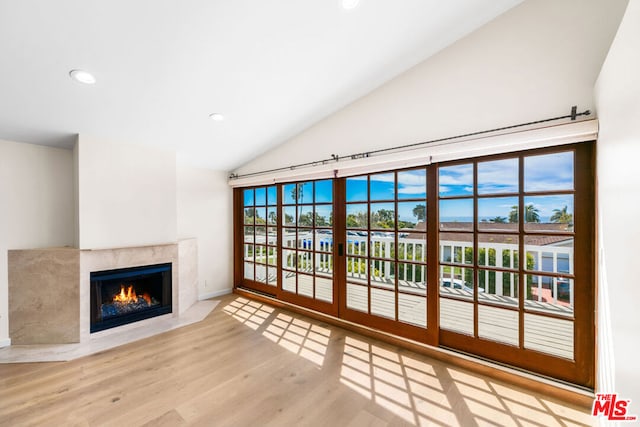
[[0, 0, 521, 170]]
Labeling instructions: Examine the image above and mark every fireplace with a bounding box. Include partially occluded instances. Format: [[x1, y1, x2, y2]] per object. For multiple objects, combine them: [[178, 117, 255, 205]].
[[90, 263, 172, 333]]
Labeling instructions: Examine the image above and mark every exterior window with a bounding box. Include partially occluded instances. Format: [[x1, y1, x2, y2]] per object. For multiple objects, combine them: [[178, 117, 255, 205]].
[[234, 143, 595, 388], [281, 180, 335, 303], [242, 186, 277, 286], [344, 169, 428, 329]]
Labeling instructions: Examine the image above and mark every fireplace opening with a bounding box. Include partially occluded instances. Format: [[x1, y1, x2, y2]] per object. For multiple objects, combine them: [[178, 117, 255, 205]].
[[90, 263, 172, 333]]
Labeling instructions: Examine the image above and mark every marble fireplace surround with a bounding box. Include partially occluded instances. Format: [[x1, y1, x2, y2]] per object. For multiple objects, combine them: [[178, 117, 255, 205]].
[[4, 239, 215, 362]]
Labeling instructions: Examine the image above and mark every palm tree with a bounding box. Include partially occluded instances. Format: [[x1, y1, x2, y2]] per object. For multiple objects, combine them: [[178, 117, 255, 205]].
[[489, 216, 507, 223], [550, 205, 573, 225], [508, 204, 540, 223], [291, 184, 305, 223]]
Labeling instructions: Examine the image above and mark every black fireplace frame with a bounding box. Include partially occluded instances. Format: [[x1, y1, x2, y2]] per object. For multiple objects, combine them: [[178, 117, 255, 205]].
[[90, 263, 172, 333]]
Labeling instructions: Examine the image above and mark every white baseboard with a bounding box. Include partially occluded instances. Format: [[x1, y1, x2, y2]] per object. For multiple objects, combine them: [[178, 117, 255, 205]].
[[0, 337, 11, 348], [199, 288, 232, 300]]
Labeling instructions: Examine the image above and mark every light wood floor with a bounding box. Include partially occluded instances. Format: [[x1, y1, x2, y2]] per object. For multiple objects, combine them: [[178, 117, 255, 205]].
[[0, 293, 594, 427]]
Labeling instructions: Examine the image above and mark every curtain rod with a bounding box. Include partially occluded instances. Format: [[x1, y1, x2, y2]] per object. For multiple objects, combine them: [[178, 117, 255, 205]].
[[229, 106, 591, 181]]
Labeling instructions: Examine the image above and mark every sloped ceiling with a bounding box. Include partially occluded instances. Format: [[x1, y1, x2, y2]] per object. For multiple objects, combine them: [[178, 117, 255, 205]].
[[0, 0, 521, 170]]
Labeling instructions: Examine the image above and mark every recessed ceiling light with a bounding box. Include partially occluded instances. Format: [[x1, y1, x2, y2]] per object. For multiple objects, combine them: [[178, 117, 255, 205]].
[[69, 69, 96, 85], [209, 113, 225, 121], [342, 0, 360, 10]]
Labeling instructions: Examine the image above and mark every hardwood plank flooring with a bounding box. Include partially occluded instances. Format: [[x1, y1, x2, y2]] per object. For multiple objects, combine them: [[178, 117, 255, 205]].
[[0, 293, 595, 426]]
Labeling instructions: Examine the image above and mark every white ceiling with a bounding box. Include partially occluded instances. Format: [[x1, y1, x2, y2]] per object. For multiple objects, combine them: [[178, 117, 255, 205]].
[[0, 0, 521, 170]]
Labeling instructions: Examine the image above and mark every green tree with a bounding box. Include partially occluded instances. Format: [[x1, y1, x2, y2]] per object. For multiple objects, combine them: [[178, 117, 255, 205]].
[[412, 204, 426, 222], [508, 204, 540, 223], [550, 205, 573, 225], [371, 208, 394, 229], [268, 210, 277, 225], [347, 211, 367, 228]]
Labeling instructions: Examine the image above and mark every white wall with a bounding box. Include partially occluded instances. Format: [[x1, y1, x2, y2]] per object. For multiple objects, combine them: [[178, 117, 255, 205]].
[[595, 0, 640, 405], [0, 140, 74, 345], [235, 0, 627, 175], [76, 135, 177, 249], [177, 165, 233, 297]]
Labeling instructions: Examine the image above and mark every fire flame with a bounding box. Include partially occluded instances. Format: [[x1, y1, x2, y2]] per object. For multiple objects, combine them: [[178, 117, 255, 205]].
[[113, 285, 152, 305]]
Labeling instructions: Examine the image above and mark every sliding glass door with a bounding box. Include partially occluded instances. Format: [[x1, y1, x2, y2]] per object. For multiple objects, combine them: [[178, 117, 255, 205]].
[[339, 168, 436, 343], [233, 142, 595, 388]]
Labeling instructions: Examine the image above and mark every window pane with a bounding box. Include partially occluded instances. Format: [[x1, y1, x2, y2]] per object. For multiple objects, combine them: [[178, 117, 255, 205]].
[[370, 260, 394, 290], [244, 262, 254, 280], [398, 263, 426, 295], [371, 232, 394, 259], [478, 305, 518, 346], [524, 195, 574, 232], [315, 204, 333, 226], [255, 245, 267, 264], [267, 247, 277, 266], [346, 232, 367, 256], [346, 176, 367, 202], [315, 229, 333, 252], [267, 186, 277, 206], [346, 204, 368, 229], [298, 274, 313, 297], [267, 267, 277, 286], [398, 169, 426, 199], [478, 158, 518, 194], [524, 313, 573, 359], [398, 202, 425, 230], [398, 233, 426, 263], [439, 233, 473, 264], [315, 179, 333, 203], [255, 187, 266, 206], [315, 252, 333, 277], [315, 277, 333, 303], [255, 226, 266, 245], [371, 288, 395, 319], [297, 229, 313, 250], [255, 264, 267, 283], [283, 183, 297, 205], [244, 226, 253, 243], [525, 275, 574, 317], [282, 249, 296, 270], [525, 236, 573, 274], [347, 283, 368, 312], [283, 206, 296, 226], [244, 207, 254, 225], [370, 173, 395, 201], [478, 234, 519, 270], [440, 298, 473, 335], [244, 244, 254, 262], [283, 270, 296, 293], [297, 251, 313, 274], [282, 228, 296, 248], [298, 205, 313, 227], [267, 207, 277, 225], [399, 293, 426, 327], [524, 151, 574, 192], [371, 203, 395, 229], [300, 182, 313, 204], [439, 265, 473, 300], [254, 207, 266, 225], [477, 270, 518, 307], [478, 197, 518, 231], [347, 257, 368, 285], [439, 199, 473, 231], [439, 164, 473, 197], [243, 189, 254, 206]]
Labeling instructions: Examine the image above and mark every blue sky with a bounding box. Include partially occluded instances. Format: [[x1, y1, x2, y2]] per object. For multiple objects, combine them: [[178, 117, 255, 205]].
[[245, 152, 574, 222]]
